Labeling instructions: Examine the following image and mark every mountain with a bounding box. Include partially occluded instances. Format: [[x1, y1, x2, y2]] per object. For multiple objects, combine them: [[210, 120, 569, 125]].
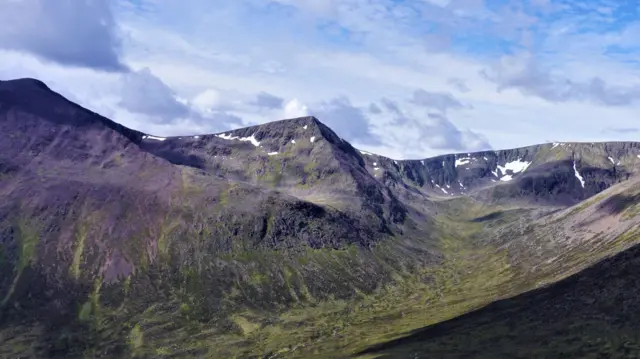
[[1, 77, 640, 359], [360, 142, 640, 206], [359, 194, 640, 358]]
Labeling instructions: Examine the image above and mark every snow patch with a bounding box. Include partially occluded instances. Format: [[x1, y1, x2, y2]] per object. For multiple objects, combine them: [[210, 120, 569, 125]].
[[374, 167, 380, 171], [303, 125, 308, 130], [360, 150, 373, 155], [193, 136, 200, 139], [573, 161, 585, 188], [483, 156, 488, 161], [455, 157, 471, 167], [310, 136, 316, 143], [216, 133, 234, 140], [373, 162, 377, 166], [394, 160, 398, 165], [446, 184, 451, 189], [420, 160, 425, 165], [143, 135, 167, 141], [291, 139, 296, 144], [267, 152, 279, 156], [215, 133, 261, 147], [240, 135, 261, 147], [496, 159, 531, 179], [608, 156, 615, 164]]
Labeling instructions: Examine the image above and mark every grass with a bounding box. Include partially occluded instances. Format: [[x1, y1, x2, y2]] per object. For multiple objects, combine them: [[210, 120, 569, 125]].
[[1, 219, 40, 307], [3, 189, 640, 358], [364, 230, 640, 359], [71, 212, 523, 359], [71, 222, 88, 280], [622, 203, 640, 220]]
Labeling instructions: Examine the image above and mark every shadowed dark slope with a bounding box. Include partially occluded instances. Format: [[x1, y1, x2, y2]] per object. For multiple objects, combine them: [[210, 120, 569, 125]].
[[0, 78, 144, 144], [358, 235, 640, 359]]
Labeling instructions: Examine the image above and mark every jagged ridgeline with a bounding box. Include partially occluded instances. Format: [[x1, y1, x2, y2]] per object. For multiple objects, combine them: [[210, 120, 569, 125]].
[[1, 78, 640, 358]]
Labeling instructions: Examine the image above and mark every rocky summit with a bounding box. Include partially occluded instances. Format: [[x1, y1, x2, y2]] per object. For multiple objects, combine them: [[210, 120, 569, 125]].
[[2, 78, 640, 359]]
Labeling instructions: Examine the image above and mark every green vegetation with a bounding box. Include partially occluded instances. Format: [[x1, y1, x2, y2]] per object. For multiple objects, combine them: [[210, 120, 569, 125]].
[[129, 324, 144, 351], [1, 219, 40, 307], [622, 203, 640, 220], [3, 178, 640, 358], [71, 222, 88, 279]]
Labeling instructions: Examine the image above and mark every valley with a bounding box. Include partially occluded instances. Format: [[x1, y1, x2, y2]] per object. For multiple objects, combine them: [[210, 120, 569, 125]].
[[1, 78, 640, 358]]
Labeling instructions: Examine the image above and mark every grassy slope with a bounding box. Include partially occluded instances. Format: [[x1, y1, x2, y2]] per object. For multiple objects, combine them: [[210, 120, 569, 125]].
[[358, 178, 640, 358], [2, 176, 640, 358], [360, 234, 640, 359], [1, 170, 639, 359]]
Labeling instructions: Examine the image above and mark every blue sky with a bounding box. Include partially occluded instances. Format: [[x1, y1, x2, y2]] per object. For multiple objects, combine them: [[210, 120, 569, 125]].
[[0, 0, 639, 159]]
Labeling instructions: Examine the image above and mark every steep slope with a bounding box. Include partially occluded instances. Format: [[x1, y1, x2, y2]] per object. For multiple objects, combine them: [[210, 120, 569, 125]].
[[1, 77, 640, 359], [359, 175, 640, 358], [360, 238, 640, 359], [0, 79, 439, 358], [364, 142, 640, 206], [139, 116, 409, 238]]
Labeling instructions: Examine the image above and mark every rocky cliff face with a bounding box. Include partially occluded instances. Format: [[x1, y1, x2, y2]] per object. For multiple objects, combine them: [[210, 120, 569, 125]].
[[139, 116, 410, 236], [358, 142, 640, 206]]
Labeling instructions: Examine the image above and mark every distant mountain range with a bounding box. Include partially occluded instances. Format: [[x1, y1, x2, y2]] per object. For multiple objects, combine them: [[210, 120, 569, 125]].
[[1, 77, 640, 358]]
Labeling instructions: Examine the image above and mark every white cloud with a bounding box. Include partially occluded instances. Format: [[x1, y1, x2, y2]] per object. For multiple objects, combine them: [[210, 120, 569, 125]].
[[1, 0, 639, 159], [283, 98, 311, 118], [119, 68, 189, 122], [192, 89, 226, 113]]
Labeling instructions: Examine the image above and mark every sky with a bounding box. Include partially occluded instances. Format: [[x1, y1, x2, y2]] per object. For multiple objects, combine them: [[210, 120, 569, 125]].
[[0, 0, 639, 159]]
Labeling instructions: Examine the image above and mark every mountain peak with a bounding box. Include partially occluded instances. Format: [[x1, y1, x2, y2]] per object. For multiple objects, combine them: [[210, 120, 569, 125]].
[[0, 77, 52, 92], [189, 115, 348, 153], [0, 78, 144, 155]]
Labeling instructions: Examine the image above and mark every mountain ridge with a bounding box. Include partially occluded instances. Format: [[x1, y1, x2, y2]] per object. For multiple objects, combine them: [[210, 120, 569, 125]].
[[2, 77, 640, 358]]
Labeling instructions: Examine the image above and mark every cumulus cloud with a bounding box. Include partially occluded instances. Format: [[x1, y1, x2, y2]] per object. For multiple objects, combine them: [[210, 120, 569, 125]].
[[482, 53, 640, 106], [410, 112, 491, 151], [411, 89, 466, 113], [0, 0, 126, 71], [312, 97, 381, 145], [252, 92, 284, 109], [117, 67, 241, 133], [368, 103, 382, 114], [380, 98, 402, 114], [373, 98, 491, 153], [191, 89, 229, 113], [119, 68, 189, 122], [283, 98, 311, 118], [448, 78, 470, 93]]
